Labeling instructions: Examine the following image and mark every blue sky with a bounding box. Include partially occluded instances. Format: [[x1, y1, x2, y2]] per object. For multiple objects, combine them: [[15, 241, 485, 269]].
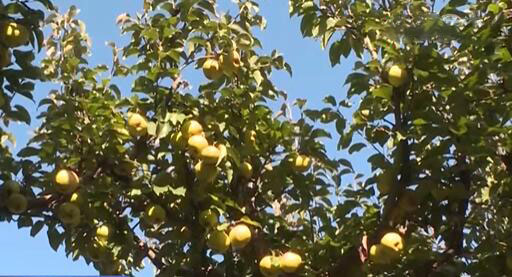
[[1, 0, 364, 275]]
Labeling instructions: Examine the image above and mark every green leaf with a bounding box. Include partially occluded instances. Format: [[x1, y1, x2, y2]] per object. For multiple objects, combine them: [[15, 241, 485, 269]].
[[348, 143, 366, 154], [371, 85, 393, 100], [30, 221, 45, 237], [47, 228, 64, 252]]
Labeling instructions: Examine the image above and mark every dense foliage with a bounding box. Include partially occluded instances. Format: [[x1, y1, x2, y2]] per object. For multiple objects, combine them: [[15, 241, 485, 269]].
[[1, 0, 512, 276]]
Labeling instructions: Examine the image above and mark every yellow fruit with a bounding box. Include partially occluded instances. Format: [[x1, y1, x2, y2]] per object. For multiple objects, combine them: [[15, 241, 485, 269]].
[[199, 209, 218, 227], [369, 244, 400, 264], [181, 120, 203, 138], [220, 49, 241, 76], [57, 202, 81, 226], [6, 193, 27, 214], [145, 204, 166, 225], [380, 232, 404, 251], [292, 154, 311, 172], [194, 161, 219, 183], [240, 161, 253, 179], [96, 225, 111, 243], [229, 224, 252, 250], [200, 145, 221, 164], [188, 134, 209, 155], [2, 180, 20, 195], [202, 58, 223, 80], [280, 251, 302, 273], [0, 46, 10, 68], [127, 113, 148, 137], [388, 65, 408, 87], [206, 230, 230, 253], [259, 255, 281, 276], [55, 169, 80, 194], [0, 21, 29, 48]]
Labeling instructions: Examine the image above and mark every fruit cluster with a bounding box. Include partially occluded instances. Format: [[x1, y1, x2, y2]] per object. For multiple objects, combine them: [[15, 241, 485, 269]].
[[0, 20, 30, 69]]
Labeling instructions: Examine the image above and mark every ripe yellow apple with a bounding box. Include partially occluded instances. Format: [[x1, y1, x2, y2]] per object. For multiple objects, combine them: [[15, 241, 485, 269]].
[[229, 224, 251, 250], [127, 113, 148, 137], [200, 145, 221, 164], [55, 169, 80, 194], [206, 230, 231, 253], [0, 21, 29, 48], [280, 251, 302, 273], [188, 134, 209, 155], [292, 154, 312, 172], [88, 242, 107, 262], [96, 224, 111, 244], [0, 46, 10, 68], [181, 120, 203, 138], [199, 209, 218, 227], [194, 161, 219, 183], [57, 202, 81, 226], [388, 65, 408, 87], [259, 255, 281, 276], [240, 161, 253, 179], [202, 58, 223, 80], [380, 232, 404, 251], [369, 244, 399, 264], [2, 180, 20, 195], [145, 204, 166, 225], [220, 49, 241, 76], [6, 193, 27, 214]]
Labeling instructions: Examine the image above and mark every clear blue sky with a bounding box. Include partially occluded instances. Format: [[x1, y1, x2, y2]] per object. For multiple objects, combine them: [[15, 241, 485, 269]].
[[1, 0, 366, 275]]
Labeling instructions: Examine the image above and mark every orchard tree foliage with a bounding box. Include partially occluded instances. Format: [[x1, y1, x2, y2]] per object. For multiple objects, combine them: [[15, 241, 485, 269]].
[[1, 0, 512, 276]]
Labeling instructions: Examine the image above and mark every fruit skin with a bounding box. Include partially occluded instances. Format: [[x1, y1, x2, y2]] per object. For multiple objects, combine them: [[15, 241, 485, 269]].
[[0, 46, 10, 68], [228, 224, 252, 250], [369, 244, 400, 264], [259, 255, 281, 276], [181, 120, 203, 138], [280, 251, 302, 273], [291, 154, 312, 172], [127, 113, 148, 137], [206, 230, 231, 253], [200, 145, 221, 164], [2, 180, 21, 196], [220, 49, 241, 76], [145, 204, 166, 225], [388, 65, 408, 87], [0, 21, 29, 48], [380, 232, 404, 251], [6, 193, 27, 214], [187, 134, 209, 156], [194, 161, 219, 183], [202, 58, 223, 80], [240, 161, 253, 179], [96, 225, 111, 243], [57, 202, 81, 226], [199, 209, 218, 227], [55, 169, 80, 194]]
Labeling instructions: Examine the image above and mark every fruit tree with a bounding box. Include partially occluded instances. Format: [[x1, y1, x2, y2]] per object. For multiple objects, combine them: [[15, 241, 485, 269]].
[[1, 0, 512, 276]]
